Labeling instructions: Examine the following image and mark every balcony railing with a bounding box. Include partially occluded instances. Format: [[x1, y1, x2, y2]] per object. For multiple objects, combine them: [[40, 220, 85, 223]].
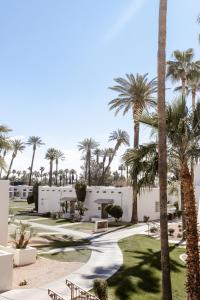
[[48, 289, 65, 300], [66, 279, 100, 300]]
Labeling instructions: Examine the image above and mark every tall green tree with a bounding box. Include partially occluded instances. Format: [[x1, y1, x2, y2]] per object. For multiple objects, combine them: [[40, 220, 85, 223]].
[[99, 130, 129, 184], [78, 138, 99, 186], [157, 0, 172, 299], [26, 136, 44, 186], [109, 73, 157, 223], [6, 139, 25, 179], [55, 150, 65, 186], [45, 148, 57, 187]]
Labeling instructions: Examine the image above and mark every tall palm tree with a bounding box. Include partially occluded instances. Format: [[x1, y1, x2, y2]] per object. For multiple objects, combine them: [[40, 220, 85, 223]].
[[93, 148, 101, 165], [109, 73, 157, 222], [99, 130, 129, 184], [140, 97, 200, 299], [40, 166, 45, 182], [64, 169, 69, 185], [45, 148, 57, 187], [26, 136, 44, 186], [166, 48, 200, 97], [0, 125, 12, 177], [157, 1, 172, 298], [78, 138, 99, 186], [6, 139, 25, 179], [55, 150, 65, 186]]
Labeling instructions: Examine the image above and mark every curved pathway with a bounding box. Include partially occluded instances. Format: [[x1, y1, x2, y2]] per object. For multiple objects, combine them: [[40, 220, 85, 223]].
[[0, 224, 147, 300]]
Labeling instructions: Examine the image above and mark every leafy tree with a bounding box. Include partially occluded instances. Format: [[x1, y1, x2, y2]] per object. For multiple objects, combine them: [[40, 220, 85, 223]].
[[45, 148, 57, 187], [6, 139, 25, 179], [109, 74, 157, 223], [55, 150, 65, 186], [26, 136, 44, 186]]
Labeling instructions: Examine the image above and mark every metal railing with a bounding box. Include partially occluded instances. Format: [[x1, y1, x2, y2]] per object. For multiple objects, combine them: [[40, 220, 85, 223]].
[[66, 279, 100, 300], [48, 289, 65, 300]]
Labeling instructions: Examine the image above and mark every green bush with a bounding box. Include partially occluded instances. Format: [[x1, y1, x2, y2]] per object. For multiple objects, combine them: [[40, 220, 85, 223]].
[[93, 279, 108, 300], [105, 204, 113, 215], [105, 204, 123, 222], [150, 226, 158, 233], [168, 228, 175, 236]]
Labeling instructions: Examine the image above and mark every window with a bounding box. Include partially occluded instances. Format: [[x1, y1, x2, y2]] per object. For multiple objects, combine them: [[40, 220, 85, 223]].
[[155, 201, 160, 212]]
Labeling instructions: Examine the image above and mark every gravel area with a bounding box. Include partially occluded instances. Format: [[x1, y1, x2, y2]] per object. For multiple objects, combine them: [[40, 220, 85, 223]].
[[13, 257, 83, 289]]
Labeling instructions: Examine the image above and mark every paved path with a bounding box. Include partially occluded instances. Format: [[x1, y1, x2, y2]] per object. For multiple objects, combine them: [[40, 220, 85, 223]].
[[0, 224, 147, 300]]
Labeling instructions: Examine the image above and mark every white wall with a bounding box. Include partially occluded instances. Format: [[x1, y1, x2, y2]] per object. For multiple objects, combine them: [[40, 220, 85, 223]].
[[0, 249, 13, 292], [38, 186, 181, 222], [0, 180, 9, 246]]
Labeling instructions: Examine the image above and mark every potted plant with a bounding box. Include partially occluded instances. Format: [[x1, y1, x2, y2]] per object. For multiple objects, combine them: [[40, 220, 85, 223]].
[[10, 222, 36, 266]]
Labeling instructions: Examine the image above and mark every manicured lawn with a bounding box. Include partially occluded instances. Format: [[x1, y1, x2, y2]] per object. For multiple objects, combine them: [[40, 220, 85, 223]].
[[40, 249, 91, 263], [9, 200, 34, 215], [107, 235, 186, 300], [14, 215, 42, 220], [31, 218, 73, 226], [67, 222, 94, 232]]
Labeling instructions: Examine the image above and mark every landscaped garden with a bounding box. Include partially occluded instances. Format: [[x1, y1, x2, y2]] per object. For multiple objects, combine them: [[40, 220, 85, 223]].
[[106, 235, 185, 300]]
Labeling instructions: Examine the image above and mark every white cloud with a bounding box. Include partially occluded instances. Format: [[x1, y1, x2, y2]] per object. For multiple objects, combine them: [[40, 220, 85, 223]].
[[103, 0, 146, 43]]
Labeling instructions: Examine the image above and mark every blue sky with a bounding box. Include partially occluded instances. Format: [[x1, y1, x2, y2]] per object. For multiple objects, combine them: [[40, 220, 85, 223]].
[[0, 0, 200, 173]]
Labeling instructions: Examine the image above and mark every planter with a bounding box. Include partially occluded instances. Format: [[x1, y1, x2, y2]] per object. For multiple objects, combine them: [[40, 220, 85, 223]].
[[12, 247, 36, 266]]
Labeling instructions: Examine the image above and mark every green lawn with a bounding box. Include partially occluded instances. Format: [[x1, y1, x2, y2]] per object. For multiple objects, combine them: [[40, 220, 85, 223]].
[[66, 222, 94, 232], [40, 249, 91, 263], [107, 235, 186, 300], [31, 218, 73, 226], [14, 215, 42, 220]]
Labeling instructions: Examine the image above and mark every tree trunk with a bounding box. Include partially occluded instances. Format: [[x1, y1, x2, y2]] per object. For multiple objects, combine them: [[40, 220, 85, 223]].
[[6, 154, 15, 179], [181, 77, 186, 97], [192, 89, 196, 112], [131, 115, 140, 223], [49, 160, 53, 187], [28, 146, 36, 186], [180, 181, 186, 239], [157, 1, 172, 300], [55, 160, 58, 186], [88, 150, 91, 186], [180, 162, 200, 300]]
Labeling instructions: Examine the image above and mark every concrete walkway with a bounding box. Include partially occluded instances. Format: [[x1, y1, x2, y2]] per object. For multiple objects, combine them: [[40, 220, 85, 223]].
[[0, 224, 147, 300]]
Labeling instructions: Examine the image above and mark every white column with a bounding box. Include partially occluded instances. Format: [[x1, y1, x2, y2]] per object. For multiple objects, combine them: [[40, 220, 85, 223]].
[[0, 180, 9, 246]]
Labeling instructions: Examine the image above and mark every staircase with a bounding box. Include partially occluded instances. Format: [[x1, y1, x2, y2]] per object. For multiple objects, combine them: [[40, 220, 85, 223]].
[[48, 279, 100, 300]]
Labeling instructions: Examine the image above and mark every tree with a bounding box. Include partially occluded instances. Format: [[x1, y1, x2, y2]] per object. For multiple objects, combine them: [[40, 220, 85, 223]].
[[0, 125, 12, 177], [139, 97, 200, 299], [157, 1, 172, 299], [55, 150, 65, 186], [78, 138, 99, 186], [26, 136, 44, 186], [99, 130, 129, 185], [40, 166, 45, 182], [45, 148, 57, 187], [109, 74, 157, 223], [6, 139, 25, 179]]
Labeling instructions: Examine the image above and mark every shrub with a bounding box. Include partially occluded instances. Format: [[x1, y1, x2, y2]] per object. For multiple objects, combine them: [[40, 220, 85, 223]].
[[150, 226, 158, 233], [168, 228, 175, 236], [76, 201, 88, 219], [143, 216, 150, 223], [93, 279, 108, 300], [51, 213, 58, 220], [105, 204, 113, 215], [27, 194, 34, 205], [75, 181, 87, 202], [11, 222, 33, 249]]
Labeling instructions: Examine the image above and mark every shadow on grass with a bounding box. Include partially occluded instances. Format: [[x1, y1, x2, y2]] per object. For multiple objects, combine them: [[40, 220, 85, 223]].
[[35, 234, 90, 251], [106, 242, 184, 300]]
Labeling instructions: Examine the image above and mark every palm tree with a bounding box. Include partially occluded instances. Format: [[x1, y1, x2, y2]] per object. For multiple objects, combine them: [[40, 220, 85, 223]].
[[40, 166, 45, 182], [93, 148, 101, 165], [0, 125, 12, 177], [55, 150, 65, 186], [118, 164, 126, 178], [64, 169, 69, 185], [6, 139, 25, 179], [157, 1, 172, 298], [99, 130, 129, 184], [167, 48, 200, 97], [109, 73, 157, 223], [69, 169, 76, 184], [78, 138, 99, 186], [45, 148, 57, 187], [26, 136, 44, 186], [140, 97, 200, 299]]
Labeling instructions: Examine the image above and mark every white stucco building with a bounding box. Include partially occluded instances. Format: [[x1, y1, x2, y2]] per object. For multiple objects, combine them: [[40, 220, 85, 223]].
[[9, 185, 33, 199], [38, 185, 180, 222]]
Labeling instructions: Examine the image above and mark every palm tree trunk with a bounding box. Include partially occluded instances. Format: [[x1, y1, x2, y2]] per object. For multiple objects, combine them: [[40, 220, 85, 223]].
[[0, 151, 6, 178], [180, 161, 200, 300], [88, 150, 91, 186], [99, 147, 118, 185], [157, 1, 172, 299], [49, 160, 53, 187], [28, 146, 36, 186], [181, 77, 186, 97], [131, 118, 140, 223], [180, 181, 186, 239], [55, 160, 58, 186], [6, 154, 15, 179], [192, 89, 196, 112]]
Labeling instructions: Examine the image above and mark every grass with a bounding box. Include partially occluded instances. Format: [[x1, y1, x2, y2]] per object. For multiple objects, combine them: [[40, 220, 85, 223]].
[[31, 218, 73, 226], [14, 215, 42, 220], [40, 249, 91, 263], [107, 235, 186, 300], [66, 222, 94, 231], [35, 234, 90, 251]]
